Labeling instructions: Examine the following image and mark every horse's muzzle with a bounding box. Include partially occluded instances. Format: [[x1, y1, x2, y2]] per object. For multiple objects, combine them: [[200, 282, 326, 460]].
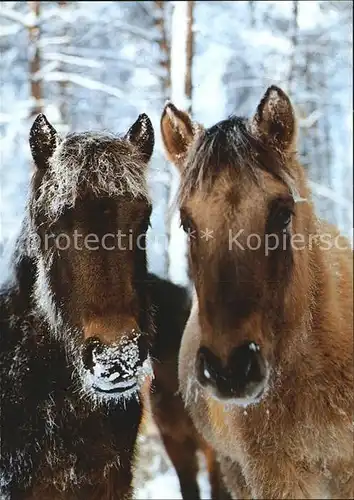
[[82, 334, 151, 397], [196, 341, 268, 405]]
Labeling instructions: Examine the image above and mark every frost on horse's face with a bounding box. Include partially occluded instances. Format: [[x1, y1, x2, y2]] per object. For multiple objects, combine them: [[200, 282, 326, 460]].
[[28, 113, 155, 403]]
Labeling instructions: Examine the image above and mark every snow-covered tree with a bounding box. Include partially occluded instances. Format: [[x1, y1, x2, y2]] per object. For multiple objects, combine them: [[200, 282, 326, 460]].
[[0, 0, 352, 273]]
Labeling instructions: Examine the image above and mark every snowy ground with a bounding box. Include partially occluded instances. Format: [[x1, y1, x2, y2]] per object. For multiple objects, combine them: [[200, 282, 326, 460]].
[[134, 415, 210, 499]]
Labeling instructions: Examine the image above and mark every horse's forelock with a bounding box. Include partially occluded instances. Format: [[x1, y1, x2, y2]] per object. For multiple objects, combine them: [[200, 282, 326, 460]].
[[178, 116, 296, 205], [33, 132, 149, 221]]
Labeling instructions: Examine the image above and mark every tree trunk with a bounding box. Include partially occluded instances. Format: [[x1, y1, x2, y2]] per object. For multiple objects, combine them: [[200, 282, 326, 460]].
[[248, 0, 256, 28], [167, 1, 191, 287], [287, 0, 299, 95], [58, 0, 69, 127], [154, 1, 172, 278], [154, 0, 171, 99], [28, 1, 42, 117], [185, 0, 194, 114]]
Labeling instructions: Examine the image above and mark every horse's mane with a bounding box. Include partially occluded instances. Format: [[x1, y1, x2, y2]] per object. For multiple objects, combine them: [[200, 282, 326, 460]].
[[1, 131, 150, 297], [178, 116, 297, 205], [34, 131, 149, 222], [0, 216, 33, 291]]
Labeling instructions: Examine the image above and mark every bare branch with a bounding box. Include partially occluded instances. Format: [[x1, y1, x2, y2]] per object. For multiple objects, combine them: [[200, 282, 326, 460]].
[[38, 36, 71, 48]]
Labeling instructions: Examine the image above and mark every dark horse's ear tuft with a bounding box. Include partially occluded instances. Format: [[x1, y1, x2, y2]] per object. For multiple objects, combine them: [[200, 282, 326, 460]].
[[160, 102, 196, 171], [125, 113, 154, 163], [29, 114, 58, 170], [251, 86, 296, 151]]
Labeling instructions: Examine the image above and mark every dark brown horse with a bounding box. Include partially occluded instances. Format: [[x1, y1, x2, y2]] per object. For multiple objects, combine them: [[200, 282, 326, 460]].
[[160, 86, 353, 499], [0, 113, 155, 499]]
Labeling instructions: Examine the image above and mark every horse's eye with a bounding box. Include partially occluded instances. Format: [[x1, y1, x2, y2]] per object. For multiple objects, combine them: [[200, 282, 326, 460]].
[[180, 214, 195, 234], [274, 208, 293, 229]]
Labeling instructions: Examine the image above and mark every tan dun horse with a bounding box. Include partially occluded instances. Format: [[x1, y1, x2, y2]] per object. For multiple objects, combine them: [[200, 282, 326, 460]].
[[160, 86, 353, 499]]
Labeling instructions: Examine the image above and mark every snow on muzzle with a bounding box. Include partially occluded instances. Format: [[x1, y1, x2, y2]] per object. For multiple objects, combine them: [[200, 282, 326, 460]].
[[82, 332, 152, 398]]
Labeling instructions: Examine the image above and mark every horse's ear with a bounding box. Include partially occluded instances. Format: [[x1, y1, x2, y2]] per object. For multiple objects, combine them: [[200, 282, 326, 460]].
[[125, 113, 154, 163], [251, 86, 296, 151], [160, 102, 196, 171], [29, 114, 58, 170]]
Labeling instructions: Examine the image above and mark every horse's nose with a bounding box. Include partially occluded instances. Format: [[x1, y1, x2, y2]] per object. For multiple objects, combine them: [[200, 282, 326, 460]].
[[82, 332, 149, 369], [196, 342, 267, 402], [82, 334, 145, 395]]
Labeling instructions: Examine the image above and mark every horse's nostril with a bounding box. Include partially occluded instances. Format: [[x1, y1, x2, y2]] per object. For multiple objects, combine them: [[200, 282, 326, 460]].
[[82, 336, 103, 371], [196, 347, 220, 388], [137, 332, 150, 359], [228, 341, 266, 393], [196, 342, 266, 401]]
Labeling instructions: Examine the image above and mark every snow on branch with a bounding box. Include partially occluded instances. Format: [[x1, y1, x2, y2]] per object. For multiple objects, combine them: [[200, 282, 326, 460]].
[[38, 36, 71, 48], [52, 46, 164, 78], [298, 110, 322, 129], [34, 61, 59, 80], [42, 72, 125, 99], [0, 23, 21, 37], [42, 71, 161, 103], [309, 181, 352, 210], [43, 53, 103, 69], [112, 20, 160, 42], [0, 7, 35, 28]]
